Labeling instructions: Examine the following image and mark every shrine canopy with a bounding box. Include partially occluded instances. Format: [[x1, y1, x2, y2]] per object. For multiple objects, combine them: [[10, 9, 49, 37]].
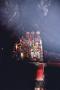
[[14, 31, 44, 64]]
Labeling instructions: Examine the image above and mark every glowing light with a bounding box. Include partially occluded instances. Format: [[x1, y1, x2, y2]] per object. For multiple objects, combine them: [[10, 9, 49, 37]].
[[14, 31, 43, 62], [21, 52, 24, 59], [16, 44, 18, 50]]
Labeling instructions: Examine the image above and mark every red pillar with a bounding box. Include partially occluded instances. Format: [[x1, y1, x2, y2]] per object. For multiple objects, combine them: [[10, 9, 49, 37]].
[[34, 63, 45, 90]]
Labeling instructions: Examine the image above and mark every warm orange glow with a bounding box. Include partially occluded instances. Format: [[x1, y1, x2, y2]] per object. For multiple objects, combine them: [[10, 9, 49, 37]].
[[16, 44, 18, 50]]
